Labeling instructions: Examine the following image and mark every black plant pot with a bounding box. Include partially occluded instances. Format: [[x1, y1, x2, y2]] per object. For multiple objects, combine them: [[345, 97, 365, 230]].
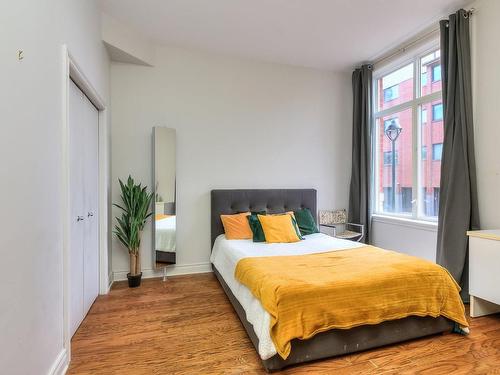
[[127, 272, 142, 288]]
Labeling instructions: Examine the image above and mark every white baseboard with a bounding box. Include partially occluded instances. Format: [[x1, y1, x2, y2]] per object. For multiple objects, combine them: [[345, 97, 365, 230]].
[[107, 271, 114, 293], [112, 262, 212, 282], [47, 348, 68, 375]]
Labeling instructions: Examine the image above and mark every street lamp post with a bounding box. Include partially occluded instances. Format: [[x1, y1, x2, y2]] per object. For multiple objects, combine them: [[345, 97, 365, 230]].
[[384, 119, 402, 212]]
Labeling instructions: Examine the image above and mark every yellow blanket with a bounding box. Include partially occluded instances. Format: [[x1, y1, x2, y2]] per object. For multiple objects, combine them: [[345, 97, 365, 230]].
[[155, 214, 172, 221], [235, 246, 468, 359]]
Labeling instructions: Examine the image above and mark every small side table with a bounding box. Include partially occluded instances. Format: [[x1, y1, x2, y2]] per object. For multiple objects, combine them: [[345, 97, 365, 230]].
[[320, 223, 364, 242]]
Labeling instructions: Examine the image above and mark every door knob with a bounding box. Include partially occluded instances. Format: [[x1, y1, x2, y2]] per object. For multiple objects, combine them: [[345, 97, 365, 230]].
[[77, 216, 84, 222], [88, 212, 94, 218]]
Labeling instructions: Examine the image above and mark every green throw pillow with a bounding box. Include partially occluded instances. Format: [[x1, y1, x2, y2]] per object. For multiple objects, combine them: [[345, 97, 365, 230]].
[[293, 208, 319, 235], [247, 212, 267, 242], [290, 216, 305, 240]]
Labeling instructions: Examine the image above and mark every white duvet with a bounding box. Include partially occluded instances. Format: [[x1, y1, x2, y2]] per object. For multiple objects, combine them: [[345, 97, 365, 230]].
[[155, 216, 176, 252], [210, 233, 363, 360]]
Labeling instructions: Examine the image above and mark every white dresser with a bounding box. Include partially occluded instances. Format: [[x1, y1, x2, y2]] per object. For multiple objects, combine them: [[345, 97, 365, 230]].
[[467, 230, 500, 317]]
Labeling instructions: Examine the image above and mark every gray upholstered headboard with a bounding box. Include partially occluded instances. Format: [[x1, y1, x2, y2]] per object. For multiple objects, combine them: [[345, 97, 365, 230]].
[[210, 189, 317, 248]]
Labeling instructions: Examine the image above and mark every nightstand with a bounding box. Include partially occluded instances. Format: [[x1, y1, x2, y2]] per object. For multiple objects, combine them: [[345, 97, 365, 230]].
[[467, 230, 500, 317], [319, 222, 364, 242]]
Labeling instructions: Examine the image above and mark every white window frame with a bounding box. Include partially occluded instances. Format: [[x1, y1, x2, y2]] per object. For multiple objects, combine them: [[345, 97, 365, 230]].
[[372, 40, 442, 223]]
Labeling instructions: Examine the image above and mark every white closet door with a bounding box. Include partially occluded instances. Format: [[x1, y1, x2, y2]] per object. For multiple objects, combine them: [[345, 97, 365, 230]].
[[82, 88, 99, 314], [68, 80, 99, 337], [69, 80, 85, 337]]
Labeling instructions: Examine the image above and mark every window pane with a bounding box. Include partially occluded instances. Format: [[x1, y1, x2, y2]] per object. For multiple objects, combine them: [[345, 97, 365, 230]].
[[432, 103, 443, 121], [421, 108, 427, 123], [421, 146, 427, 160], [432, 65, 441, 82], [376, 108, 413, 215], [420, 50, 441, 96], [419, 102, 443, 218], [432, 143, 443, 160], [377, 63, 414, 111]]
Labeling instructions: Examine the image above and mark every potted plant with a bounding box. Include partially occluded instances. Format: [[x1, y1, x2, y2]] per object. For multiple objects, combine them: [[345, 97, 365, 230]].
[[113, 176, 153, 288]]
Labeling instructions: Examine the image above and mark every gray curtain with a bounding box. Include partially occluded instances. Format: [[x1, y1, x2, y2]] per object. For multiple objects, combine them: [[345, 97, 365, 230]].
[[348, 65, 373, 243], [437, 9, 480, 301]]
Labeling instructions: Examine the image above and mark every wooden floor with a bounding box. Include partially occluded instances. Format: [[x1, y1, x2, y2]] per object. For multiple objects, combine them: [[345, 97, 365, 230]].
[[68, 273, 500, 375]]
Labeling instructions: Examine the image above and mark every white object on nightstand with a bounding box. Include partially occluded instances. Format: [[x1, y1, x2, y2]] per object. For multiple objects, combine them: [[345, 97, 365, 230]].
[[467, 230, 500, 318], [155, 201, 165, 215]]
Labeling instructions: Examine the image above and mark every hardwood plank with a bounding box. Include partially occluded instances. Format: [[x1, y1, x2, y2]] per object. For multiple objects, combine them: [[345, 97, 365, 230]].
[[68, 273, 500, 374]]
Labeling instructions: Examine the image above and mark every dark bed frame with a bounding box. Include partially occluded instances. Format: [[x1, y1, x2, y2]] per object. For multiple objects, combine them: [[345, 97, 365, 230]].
[[210, 189, 454, 372]]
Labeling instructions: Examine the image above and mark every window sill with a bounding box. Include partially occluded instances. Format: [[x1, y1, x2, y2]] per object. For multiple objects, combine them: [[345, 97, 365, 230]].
[[371, 214, 438, 232]]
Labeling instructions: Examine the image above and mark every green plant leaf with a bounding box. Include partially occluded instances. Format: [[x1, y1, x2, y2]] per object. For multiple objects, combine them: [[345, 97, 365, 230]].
[[113, 176, 153, 256]]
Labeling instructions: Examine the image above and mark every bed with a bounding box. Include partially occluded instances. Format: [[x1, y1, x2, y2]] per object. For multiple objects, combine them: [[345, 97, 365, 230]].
[[210, 189, 460, 372], [155, 215, 176, 264]]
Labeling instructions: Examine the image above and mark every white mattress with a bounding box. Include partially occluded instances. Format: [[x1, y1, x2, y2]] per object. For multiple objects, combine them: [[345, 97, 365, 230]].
[[210, 233, 363, 360], [155, 216, 176, 252]]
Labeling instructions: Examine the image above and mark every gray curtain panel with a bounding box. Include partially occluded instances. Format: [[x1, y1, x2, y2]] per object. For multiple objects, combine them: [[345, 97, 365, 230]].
[[437, 9, 480, 302], [348, 65, 373, 243]]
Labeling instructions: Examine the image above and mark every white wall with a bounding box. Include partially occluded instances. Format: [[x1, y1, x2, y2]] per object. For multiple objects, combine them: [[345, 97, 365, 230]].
[[371, 217, 438, 261], [470, 0, 500, 230], [111, 45, 352, 279], [372, 0, 500, 260], [0, 1, 109, 374], [101, 12, 155, 66]]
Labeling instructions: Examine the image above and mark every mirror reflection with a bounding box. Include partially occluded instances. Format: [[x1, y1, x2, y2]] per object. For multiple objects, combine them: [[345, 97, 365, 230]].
[[153, 127, 176, 268]]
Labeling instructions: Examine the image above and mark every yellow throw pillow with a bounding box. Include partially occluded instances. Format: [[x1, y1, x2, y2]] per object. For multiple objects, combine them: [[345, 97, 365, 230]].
[[220, 212, 253, 240], [258, 214, 301, 243]]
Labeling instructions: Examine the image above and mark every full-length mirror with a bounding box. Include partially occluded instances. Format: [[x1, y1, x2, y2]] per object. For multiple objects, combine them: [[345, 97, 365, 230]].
[[153, 127, 176, 269]]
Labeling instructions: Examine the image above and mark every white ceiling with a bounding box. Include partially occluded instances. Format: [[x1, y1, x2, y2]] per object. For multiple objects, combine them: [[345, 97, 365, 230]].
[[98, 0, 468, 71]]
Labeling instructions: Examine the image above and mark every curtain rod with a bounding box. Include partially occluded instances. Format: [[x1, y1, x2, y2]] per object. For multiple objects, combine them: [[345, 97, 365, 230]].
[[373, 8, 475, 67]]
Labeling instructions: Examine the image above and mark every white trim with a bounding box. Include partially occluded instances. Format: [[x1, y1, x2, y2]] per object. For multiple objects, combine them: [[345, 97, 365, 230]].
[[108, 271, 114, 293], [47, 349, 68, 375], [61, 44, 71, 370], [373, 91, 442, 119], [61, 45, 110, 370], [371, 214, 437, 232], [68, 61, 105, 111], [112, 262, 213, 282]]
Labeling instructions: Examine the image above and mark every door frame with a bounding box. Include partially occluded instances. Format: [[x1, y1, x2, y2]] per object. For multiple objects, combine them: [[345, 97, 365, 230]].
[[61, 45, 109, 364]]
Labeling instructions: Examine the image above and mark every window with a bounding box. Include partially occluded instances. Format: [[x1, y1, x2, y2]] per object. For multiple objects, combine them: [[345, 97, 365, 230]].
[[432, 103, 443, 121], [433, 188, 440, 216], [383, 151, 398, 165], [421, 69, 427, 86], [421, 146, 427, 160], [383, 85, 399, 102], [401, 188, 413, 213], [384, 118, 397, 131], [378, 63, 413, 111], [383, 187, 393, 212], [422, 188, 440, 216], [420, 50, 441, 96], [374, 47, 443, 220], [432, 143, 443, 160], [421, 108, 427, 124], [432, 65, 441, 82]]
